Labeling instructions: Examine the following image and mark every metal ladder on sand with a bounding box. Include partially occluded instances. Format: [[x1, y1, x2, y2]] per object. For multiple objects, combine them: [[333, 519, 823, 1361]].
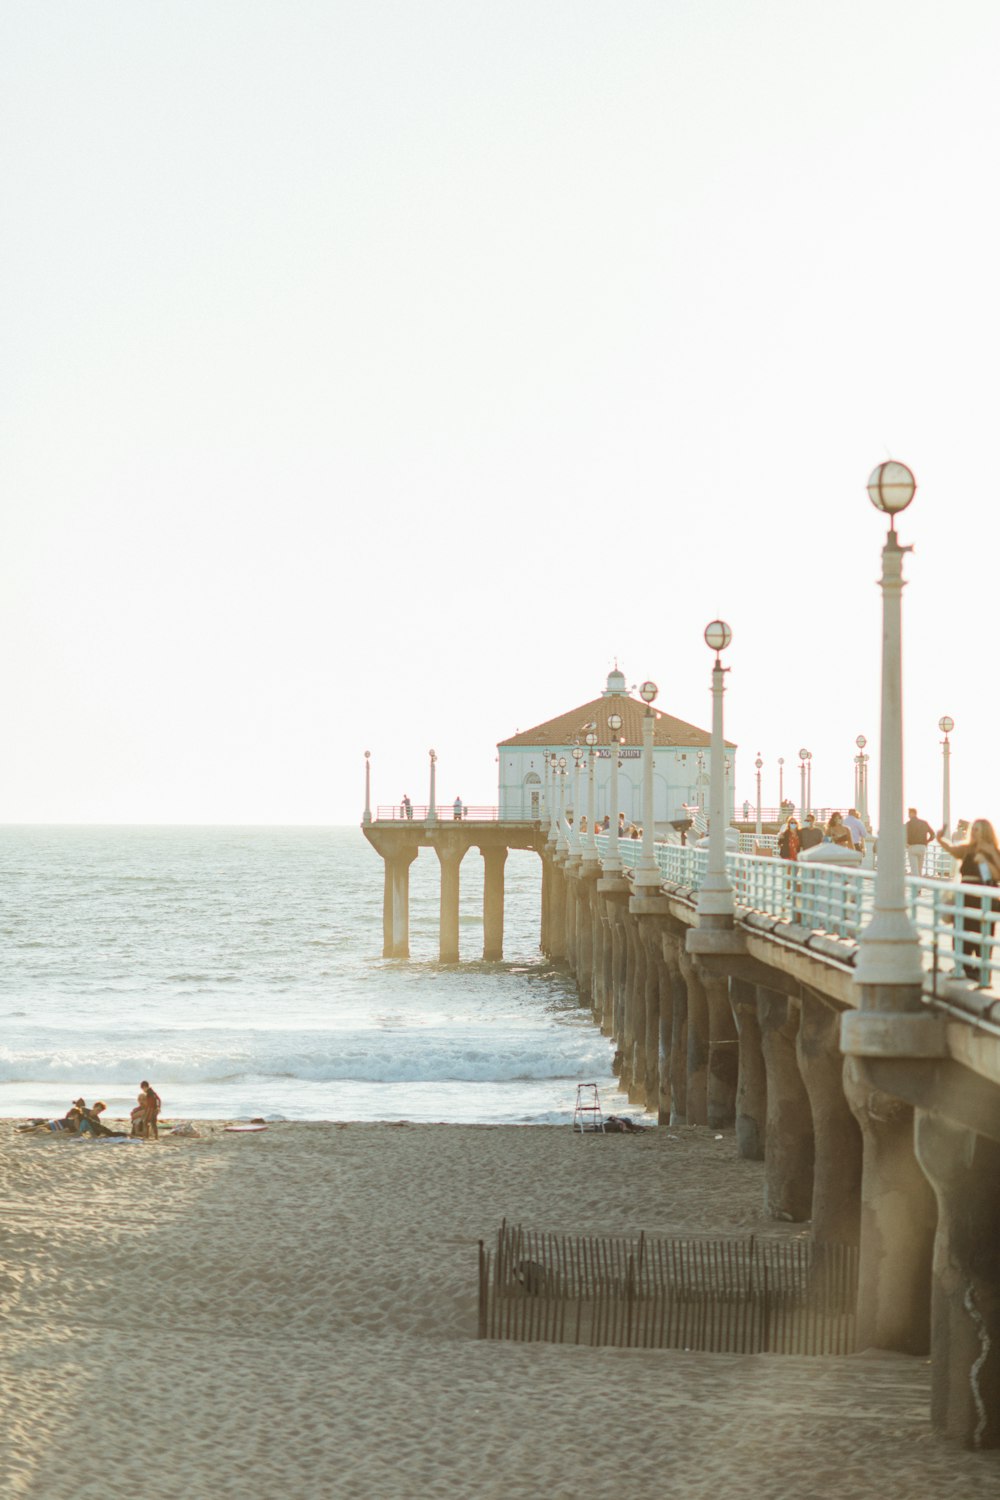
[[573, 1082, 605, 1133]]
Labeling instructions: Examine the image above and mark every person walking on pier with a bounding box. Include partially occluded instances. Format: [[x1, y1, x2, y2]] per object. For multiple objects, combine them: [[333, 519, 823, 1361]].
[[453, 796, 463, 821], [936, 819, 1000, 984], [401, 794, 412, 820], [843, 808, 866, 853], [777, 817, 801, 861], [905, 807, 934, 873], [798, 813, 823, 851]]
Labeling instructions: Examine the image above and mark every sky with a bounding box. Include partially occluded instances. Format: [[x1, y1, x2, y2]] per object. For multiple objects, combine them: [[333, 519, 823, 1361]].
[[2, 1, 998, 827]]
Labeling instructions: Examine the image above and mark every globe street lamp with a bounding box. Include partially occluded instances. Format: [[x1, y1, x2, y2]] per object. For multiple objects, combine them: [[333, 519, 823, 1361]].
[[583, 728, 599, 859], [798, 749, 810, 822], [754, 753, 763, 838], [636, 680, 660, 886], [570, 745, 584, 853], [547, 752, 559, 844], [854, 734, 869, 822], [697, 620, 734, 923], [363, 749, 372, 826], [777, 756, 785, 811], [939, 716, 954, 844], [604, 711, 624, 872], [556, 755, 569, 854], [854, 460, 924, 996]]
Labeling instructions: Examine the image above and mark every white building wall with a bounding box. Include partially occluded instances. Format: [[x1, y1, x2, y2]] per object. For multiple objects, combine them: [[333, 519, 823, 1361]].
[[499, 745, 737, 825]]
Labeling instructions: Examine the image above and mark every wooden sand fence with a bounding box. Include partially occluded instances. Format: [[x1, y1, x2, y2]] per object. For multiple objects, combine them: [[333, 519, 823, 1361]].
[[478, 1223, 858, 1356]]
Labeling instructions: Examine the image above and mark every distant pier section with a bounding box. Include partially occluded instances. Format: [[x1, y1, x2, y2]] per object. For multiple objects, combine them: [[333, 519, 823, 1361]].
[[362, 803, 544, 962]]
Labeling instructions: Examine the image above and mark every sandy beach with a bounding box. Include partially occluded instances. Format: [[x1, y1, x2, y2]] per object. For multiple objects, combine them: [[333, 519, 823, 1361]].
[[2, 1119, 998, 1500]]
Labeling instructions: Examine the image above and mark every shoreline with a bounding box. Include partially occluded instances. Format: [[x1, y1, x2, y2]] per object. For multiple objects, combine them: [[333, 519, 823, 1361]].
[[3, 1120, 998, 1498]]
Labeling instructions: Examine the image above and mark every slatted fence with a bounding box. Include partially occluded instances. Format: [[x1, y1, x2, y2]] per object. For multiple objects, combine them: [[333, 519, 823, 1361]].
[[478, 1223, 858, 1356]]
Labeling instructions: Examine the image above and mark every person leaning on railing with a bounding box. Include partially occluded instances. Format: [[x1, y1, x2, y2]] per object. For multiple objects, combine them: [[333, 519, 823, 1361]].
[[936, 819, 1000, 985], [777, 817, 801, 861]]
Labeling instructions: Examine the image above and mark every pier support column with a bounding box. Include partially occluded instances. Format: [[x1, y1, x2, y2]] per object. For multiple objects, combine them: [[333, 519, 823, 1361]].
[[662, 933, 688, 1126], [435, 843, 466, 964], [548, 857, 567, 961], [623, 914, 646, 1103], [796, 991, 862, 1246], [386, 846, 418, 958], [757, 986, 814, 1222], [596, 876, 630, 1048], [701, 970, 738, 1131], [843, 1057, 935, 1354], [640, 921, 664, 1113], [481, 845, 507, 962], [576, 866, 600, 1006], [677, 948, 708, 1127], [915, 1113, 1000, 1448], [730, 977, 766, 1160]]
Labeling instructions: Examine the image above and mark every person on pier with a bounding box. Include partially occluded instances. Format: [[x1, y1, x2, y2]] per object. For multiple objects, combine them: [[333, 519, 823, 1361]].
[[936, 819, 1000, 985]]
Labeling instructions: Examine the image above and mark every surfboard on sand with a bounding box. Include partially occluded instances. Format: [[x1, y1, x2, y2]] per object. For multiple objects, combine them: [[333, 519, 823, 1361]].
[[224, 1124, 268, 1133]]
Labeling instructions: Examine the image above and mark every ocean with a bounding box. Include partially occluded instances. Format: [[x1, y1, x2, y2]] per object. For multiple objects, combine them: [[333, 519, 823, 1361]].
[[0, 825, 639, 1125]]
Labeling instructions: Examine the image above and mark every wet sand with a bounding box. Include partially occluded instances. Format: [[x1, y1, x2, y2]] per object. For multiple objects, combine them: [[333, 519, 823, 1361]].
[[2, 1119, 998, 1499]]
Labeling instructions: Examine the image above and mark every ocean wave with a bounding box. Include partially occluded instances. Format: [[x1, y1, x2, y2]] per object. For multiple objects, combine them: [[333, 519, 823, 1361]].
[[0, 1034, 614, 1088]]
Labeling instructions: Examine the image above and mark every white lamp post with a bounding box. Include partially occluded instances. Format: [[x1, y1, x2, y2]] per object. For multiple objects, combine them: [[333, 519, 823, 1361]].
[[637, 680, 659, 884], [604, 711, 624, 872], [855, 460, 924, 994], [584, 729, 598, 858], [427, 749, 438, 824], [939, 716, 954, 842], [778, 756, 785, 810], [570, 746, 584, 853], [798, 750, 808, 821], [363, 750, 372, 825], [855, 735, 869, 822], [754, 753, 763, 838], [556, 755, 569, 854], [805, 750, 813, 816], [547, 752, 559, 843], [697, 620, 734, 922]]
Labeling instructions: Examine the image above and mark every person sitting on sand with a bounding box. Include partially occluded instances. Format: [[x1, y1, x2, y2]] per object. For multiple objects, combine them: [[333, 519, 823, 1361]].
[[75, 1101, 121, 1138], [16, 1100, 84, 1135]]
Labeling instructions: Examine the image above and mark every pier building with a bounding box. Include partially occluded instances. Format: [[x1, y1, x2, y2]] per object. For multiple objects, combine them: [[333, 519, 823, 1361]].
[[497, 667, 736, 826]]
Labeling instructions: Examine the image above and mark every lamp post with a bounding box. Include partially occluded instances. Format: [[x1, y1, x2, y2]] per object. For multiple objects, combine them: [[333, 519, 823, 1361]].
[[805, 750, 813, 817], [427, 749, 438, 824], [568, 745, 584, 854], [854, 460, 924, 996], [604, 711, 624, 872], [696, 752, 707, 812], [556, 755, 569, 854], [696, 620, 734, 923], [939, 716, 954, 841], [363, 749, 372, 825], [754, 753, 763, 838], [854, 735, 866, 816], [547, 752, 559, 844], [778, 756, 785, 811], [584, 729, 598, 859], [637, 680, 659, 885]]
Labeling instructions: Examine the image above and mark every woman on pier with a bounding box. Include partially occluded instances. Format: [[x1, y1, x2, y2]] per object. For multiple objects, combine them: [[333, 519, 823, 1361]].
[[937, 819, 1000, 984]]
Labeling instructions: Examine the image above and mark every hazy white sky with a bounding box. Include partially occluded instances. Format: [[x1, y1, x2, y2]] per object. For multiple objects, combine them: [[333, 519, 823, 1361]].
[[3, 1, 998, 826]]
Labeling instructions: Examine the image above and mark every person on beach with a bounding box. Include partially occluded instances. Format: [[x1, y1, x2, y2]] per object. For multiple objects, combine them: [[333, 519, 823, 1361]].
[[936, 819, 1000, 984], [140, 1081, 161, 1139]]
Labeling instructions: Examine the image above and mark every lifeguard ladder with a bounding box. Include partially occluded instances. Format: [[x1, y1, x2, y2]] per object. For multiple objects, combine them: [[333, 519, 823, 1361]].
[[573, 1082, 605, 1133]]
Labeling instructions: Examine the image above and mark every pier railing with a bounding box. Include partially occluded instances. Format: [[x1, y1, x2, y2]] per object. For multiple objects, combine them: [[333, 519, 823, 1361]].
[[376, 804, 511, 822], [593, 837, 999, 1000]]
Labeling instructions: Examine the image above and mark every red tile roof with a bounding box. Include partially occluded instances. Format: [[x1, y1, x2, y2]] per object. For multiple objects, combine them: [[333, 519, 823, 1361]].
[[499, 695, 735, 750]]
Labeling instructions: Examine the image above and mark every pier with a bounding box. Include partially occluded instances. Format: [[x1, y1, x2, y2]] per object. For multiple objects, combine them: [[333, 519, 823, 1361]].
[[362, 462, 1000, 1451]]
